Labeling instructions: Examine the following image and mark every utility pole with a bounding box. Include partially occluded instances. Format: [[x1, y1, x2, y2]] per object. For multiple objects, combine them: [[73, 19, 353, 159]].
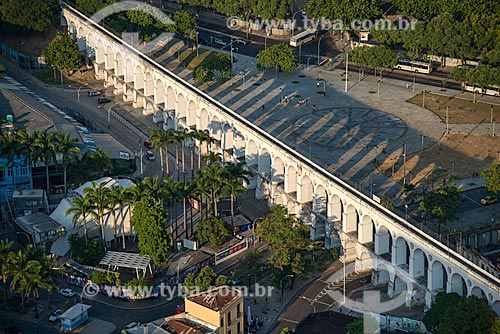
[[403, 143, 407, 185], [446, 106, 449, 133]]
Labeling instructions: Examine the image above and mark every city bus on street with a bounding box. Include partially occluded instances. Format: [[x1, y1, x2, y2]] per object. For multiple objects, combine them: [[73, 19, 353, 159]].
[[395, 59, 432, 74], [462, 82, 500, 97], [290, 28, 317, 47]]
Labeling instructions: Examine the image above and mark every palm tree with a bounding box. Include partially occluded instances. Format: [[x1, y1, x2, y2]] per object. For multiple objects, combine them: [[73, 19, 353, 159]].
[[191, 177, 209, 221], [8, 250, 30, 313], [176, 180, 194, 238], [141, 176, 165, 205], [199, 162, 230, 217], [54, 133, 81, 196], [32, 132, 57, 202], [225, 161, 252, 184], [126, 181, 145, 204], [24, 260, 49, 318], [221, 178, 247, 216], [162, 176, 178, 238], [89, 148, 112, 178], [69, 153, 92, 185], [108, 185, 131, 249], [204, 152, 222, 165], [66, 195, 93, 243], [223, 162, 251, 216], [84, 182, 113, 248], [176, 128, 190, 178], [40, 257, 59, 309], [15, 130, 38, 189], [149, 128, 177, 177], [194, 129, 213, 169], [0, 240, 13, 309]]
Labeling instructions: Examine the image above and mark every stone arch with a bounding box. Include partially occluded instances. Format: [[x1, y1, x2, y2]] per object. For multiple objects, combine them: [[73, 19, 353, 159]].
[[328, 194, 343, 222], [115, 52, 124, 78], [492, 300, 500, 316], [298, 174, 313, 205], [344, 239, 357, 262], [373, 263, 391, 286], [96, 39, 105, 64], [285, 165, 298, 200], [233, 132, 246, 159], [154, 79, 165, 106], [134, 65, 144, 90], [166, 86, 175, 110], [313, 184, 328, 216], [69, 21, 77, 38], [271, 156, 285, 184], [105, 46, 114, 70], [358, 215, 374, 244], [344, 204, 358, 233], [357, 251, 372, 271], [411, 248, 428, 280], [449, 273, 467, 297], [77, 27, 86, 51], [245, 140, 258, 166], [210, 115, 223, 143], [124, 59, 134, 82], [177, 93, 187, 126], [86, 33, 96, 62], [428, 260, 447, 292], [186, 100, 197, 128], [470, 286, 487, 300], [144, 72, 154, 97], [393, 237, 410, 269], [258, 148, 271, 174], [375, 225, 392, 255]]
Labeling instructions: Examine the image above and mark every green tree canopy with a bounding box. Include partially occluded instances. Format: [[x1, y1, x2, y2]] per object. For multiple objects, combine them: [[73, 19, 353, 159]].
[[482, 163, 500, 196], [76, 0, 117, 14], [183, 266, 230, 292], [130, 198, 170, 265], [424, 293, 500, 334], [43, 33, 82, 72], [68, 234, 105, 266], [419, 183, 463, 234], [256, 43, 297, 72], [173, 10, 196, 38], [306, 0, 381, 23], [256, 205, 309, 275], [196, 217, 231, 248], [0, 0, 55, 32], [193, 53, 232, 83]]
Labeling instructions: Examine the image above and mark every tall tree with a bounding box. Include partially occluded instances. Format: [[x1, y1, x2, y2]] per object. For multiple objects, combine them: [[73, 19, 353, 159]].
[[108, 185, 131, 249], [305, 0, 381, 23], [54, 133, 81, 196], [0, 0, 54, 32], [423, 292, 462, 334], [256, 43, 297, 73], [88, 148, 112, 178], [419, 183, 463, 234], [32, 132, 57, 202], [40, 257, 59, 309], [196, 217, 231, 247], [149, 128, 176, 177], [43, 32, 82, 74], [0, 132, 21, 189], [173, 10, 197, 40], [0, 240, 13, 309], [481, 163, 500, 196], [130, 198, 170, 265], [15, 130, 38, 189], [199, 162, 230, 216], [84, 181, 113, 248], [256, 205, 309, 275], [66, 195, 93, 243]]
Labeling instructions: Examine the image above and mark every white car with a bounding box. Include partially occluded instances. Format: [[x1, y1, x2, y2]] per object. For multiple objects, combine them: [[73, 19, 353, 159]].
[[59, 288, 75, 297], [49, 309, 63, 321], [146, 150, 155, 161]]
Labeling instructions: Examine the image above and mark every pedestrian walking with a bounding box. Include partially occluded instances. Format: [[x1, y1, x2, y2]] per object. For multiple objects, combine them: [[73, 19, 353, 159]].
[[312, 104, 316, 112]]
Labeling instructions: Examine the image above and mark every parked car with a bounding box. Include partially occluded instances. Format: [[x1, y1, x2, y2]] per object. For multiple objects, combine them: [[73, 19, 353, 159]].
[[97, 97, 111, 104], [88, 90, 102, 96], [4, 327, 22, 334], [121, 322, 140, 334], [49, 309, 63, 322], [213, 37, 226, 46], [480, 195, 498, 205], [59, 288, 75, 297], [143, 140, 153, 149], [198, 37, 210, 46], [233, 38, 248, 45], [146, 150, 156, 161]]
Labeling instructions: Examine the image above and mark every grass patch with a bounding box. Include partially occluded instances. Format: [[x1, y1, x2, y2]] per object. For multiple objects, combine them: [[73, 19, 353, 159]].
[[368, 91, 376, 94], [298, 74, 306, 78], [253, 82, 261, 86], [316, 91, 325, 95], [341, 78, 349, 82], [316, 77, 325, 81], [292, 81, 300, 84], [408, 91, 500, 124], [186, 50, 212, 70], [294, 94, 301, 98], [32, 68, 81, 86], [233, 88, 241, 92]]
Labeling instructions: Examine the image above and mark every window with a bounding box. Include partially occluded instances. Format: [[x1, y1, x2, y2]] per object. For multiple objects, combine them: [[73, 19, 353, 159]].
[[220, 317, 224, 328], [237, 303, 241, 316], [7, 168, 13, 177], [20, 167, 28, 175], [237, 322, 241, 334]]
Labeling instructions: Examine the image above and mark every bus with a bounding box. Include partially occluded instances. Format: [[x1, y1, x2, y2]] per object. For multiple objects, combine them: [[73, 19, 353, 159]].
[[462, 82, 500, 97], [395, 59, 432, 74], [290, 28, 317, 47]]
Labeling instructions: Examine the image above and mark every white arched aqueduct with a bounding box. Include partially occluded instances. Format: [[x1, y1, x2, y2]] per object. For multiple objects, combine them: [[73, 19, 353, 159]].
[[62, 3, 500, 313]]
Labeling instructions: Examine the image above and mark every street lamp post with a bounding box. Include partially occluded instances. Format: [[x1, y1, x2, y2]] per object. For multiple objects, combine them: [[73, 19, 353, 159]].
[[279, 274, 294, 304], [291, 10, 305, 37], [98, 102, 118, 130], [264, 35, 267, 50], [317, 34, 324, 65], [252, 217, 262, 252], [195, 31, 199, 57], [70, 83, 88, 103]]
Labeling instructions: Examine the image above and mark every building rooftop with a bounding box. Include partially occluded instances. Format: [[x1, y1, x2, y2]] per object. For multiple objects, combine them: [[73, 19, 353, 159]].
[[163, 318, 213, 334], [186, 286, 242, 312], [15, 212, 64, 234], [60, 303, 91, 321]]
